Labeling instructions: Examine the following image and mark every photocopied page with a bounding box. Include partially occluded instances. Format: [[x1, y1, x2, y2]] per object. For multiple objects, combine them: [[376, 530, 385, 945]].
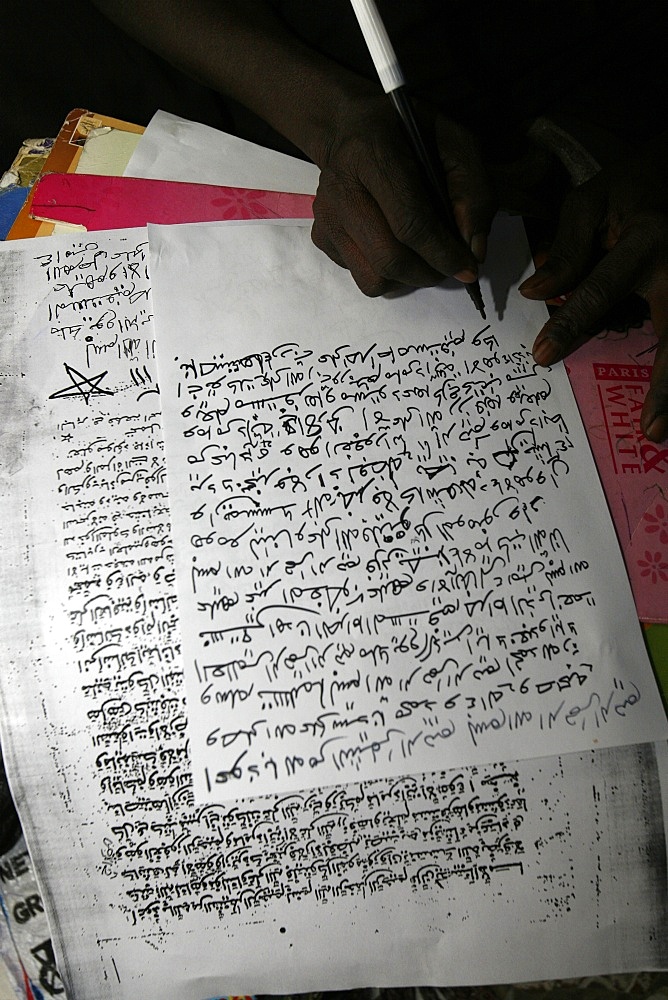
[[0, 223, 666, 1000], [149, 217, 667, 803]]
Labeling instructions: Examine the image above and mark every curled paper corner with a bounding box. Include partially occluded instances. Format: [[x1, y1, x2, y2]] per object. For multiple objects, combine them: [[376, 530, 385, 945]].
[[0, 170, 19, 190], [85, 126, 113, 140]]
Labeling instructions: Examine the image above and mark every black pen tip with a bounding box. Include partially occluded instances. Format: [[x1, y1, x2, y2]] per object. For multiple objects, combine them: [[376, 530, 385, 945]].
[[467, 281, 486, 320]]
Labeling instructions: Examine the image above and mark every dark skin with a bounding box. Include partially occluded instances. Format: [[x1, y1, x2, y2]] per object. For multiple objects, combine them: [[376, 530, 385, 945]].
[[521, 135, 668, 443], [91, 0, 668, 443]]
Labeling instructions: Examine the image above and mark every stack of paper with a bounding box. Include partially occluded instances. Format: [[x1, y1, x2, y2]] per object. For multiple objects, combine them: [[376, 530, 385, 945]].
[[0, 111, 666, 1000]]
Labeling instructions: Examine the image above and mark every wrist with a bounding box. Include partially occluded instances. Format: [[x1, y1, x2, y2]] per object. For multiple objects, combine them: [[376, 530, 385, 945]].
[[264, 62, 382, 169]]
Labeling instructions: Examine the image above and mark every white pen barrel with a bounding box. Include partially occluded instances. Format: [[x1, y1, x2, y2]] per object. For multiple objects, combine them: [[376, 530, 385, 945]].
[[349, 0, 405, 93]]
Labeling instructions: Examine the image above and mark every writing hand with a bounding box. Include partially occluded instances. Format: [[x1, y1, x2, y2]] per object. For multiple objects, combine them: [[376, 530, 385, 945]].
[[519, 137, 668, 443], [311, 94, 495, 296]]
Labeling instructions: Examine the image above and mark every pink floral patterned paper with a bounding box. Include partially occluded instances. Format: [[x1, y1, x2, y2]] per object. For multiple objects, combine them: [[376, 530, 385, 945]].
[[565, 322, 668, 623], [29, 173, 315, 230]]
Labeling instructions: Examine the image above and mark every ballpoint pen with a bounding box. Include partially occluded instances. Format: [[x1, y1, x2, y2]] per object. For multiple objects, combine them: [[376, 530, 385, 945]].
[[349, 0, 486, 318]]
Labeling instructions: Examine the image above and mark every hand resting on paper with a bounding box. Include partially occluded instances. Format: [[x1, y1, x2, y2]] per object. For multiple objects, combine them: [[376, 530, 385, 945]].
[[520, 135, 668, 444]]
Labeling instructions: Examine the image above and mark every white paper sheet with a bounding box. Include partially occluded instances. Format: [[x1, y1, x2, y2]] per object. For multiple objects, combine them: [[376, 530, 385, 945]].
[[148, 217, 667, 802], [0, 226, 667, 1000], [124, 110, 319, 193]]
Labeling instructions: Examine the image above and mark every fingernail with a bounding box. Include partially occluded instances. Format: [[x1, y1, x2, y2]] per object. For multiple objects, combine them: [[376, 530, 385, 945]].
[[454, 268, 478, 284], [533, 335, 561, 367], [470, 233, 487, 263], [519, 272, 544, 294], [645, 414, 668, 442]]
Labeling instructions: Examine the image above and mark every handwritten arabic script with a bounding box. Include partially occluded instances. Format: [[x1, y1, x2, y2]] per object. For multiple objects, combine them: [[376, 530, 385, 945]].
[[155, 221, 659, 802]]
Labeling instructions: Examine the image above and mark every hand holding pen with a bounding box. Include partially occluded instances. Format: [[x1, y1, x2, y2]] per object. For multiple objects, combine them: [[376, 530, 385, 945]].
[[313, 0, 495, 304], [347, 0, 487, 315], [310, 14, 495, 302]]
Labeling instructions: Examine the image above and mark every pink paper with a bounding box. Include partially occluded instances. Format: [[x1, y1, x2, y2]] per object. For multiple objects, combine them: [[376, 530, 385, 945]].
[[565, 323, 668, 623], [30, 173, 314, 229]]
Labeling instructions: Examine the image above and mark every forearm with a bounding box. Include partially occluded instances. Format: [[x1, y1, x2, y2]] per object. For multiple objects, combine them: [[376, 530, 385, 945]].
[[90, 0, 489, 296], [89, 0, 377, 165]]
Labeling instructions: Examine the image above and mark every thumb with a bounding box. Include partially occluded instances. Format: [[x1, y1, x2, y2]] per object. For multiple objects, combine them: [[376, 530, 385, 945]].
[[519, 175, 607, 300], [435, 118, 496, 262]]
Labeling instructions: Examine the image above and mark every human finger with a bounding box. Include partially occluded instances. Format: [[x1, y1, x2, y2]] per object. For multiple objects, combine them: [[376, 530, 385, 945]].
[[353, 131, 481, 281], [312, 152, 479, 295], [519, 177, 607, 301], [436, 117, 496, 261], [530, 221, 654, 366], [311, 171, 459, 295]]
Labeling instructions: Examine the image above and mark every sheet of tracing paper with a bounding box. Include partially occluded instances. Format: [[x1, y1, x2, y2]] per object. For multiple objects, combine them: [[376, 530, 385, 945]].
[[149, 217, 666, 802]]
